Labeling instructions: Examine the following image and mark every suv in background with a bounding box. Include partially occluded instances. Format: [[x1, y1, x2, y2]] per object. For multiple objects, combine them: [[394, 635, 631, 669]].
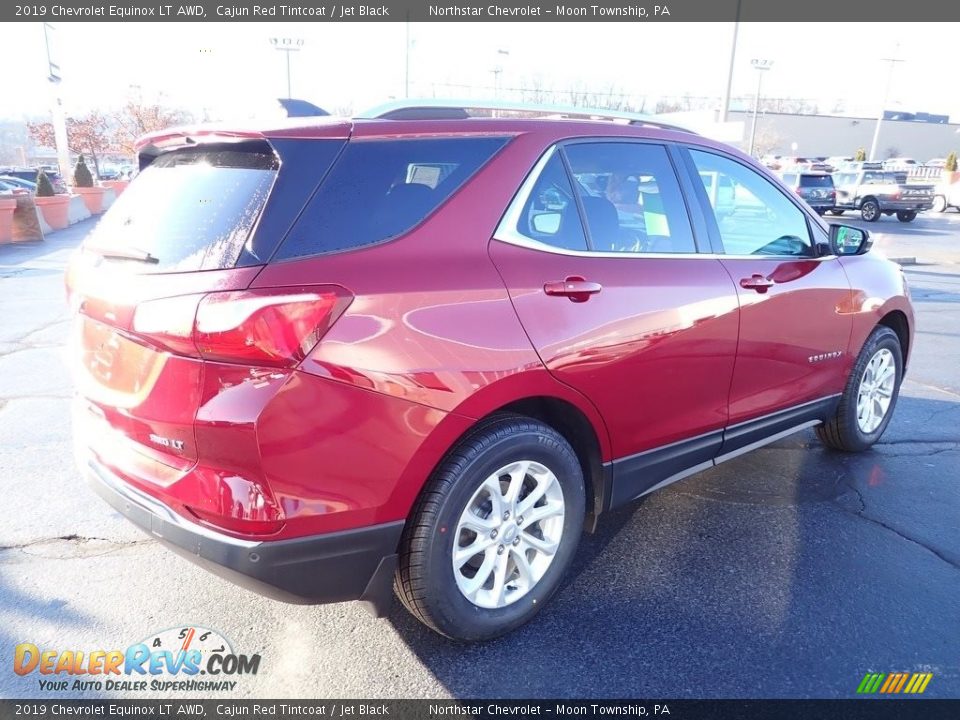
[[779, 171, 836, 214], [68, 102, 914, 641], [0, 168, 67, 194], [832, 168, 935, 222]]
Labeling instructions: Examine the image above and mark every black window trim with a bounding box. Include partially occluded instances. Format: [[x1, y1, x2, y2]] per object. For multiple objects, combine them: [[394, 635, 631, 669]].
[[674, 143, 835, 260]]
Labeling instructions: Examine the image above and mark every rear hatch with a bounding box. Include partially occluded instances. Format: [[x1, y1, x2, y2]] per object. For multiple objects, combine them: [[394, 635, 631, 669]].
[[796, 173, 835, 205], [68, 124, 349, 488]]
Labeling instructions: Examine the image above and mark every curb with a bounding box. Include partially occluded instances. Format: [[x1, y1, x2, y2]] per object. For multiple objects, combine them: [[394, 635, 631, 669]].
[[889, 257, 918, 266]]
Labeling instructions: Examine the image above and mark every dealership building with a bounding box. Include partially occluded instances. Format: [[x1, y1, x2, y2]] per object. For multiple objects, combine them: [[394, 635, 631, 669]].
[[726, 109, 960, 159]]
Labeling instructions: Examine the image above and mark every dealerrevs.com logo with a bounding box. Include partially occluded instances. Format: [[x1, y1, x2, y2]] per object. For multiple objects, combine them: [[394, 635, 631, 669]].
[[14, 626, 261, 693]]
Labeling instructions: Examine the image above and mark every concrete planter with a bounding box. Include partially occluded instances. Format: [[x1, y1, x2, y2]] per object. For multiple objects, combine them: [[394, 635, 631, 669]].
[[0, 196, 16, 244], [73, 186, 107, 214], [34, 195, 72, 230], [102, 180, 129, 196]]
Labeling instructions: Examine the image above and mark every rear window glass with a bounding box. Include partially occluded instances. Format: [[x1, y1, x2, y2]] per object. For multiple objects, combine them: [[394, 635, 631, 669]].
[[276, 137, 509, 259], [84, 144, 277, 272], [799, 174, 834, 187]]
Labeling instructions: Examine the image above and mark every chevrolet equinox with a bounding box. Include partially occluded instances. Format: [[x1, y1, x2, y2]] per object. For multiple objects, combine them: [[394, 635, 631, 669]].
[[68, 101, 914, 641]]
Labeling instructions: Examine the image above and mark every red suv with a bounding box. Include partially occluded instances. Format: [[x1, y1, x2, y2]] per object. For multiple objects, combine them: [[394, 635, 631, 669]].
[[68, 102, 913, 641]]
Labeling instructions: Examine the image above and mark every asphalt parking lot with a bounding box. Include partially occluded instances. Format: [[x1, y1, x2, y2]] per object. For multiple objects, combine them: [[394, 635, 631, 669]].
[[1, 212, 959, 699]]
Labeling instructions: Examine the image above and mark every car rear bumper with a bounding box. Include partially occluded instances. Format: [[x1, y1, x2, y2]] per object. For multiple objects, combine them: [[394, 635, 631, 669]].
[[85, 454, 403, 615], [880, 199, 933, 211]]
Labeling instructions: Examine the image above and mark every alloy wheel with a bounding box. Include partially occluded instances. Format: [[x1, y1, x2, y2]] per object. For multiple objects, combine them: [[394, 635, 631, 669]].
[[452, 460, 565, 609], [856, 348, 897, 433]]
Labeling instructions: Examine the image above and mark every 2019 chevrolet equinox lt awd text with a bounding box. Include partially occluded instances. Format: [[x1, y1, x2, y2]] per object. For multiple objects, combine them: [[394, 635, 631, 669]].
[[67, 102, 914, 641]]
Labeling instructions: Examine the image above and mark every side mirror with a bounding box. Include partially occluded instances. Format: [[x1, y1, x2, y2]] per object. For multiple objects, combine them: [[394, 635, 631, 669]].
[[829, 224, 872, 256], [532, 212, 562, 234]]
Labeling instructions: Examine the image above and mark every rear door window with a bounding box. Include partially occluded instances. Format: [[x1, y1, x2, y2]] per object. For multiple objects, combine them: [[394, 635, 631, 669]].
[[84, 144, 279, 272], [563, 142, 696, 254], [276, 137, 509, 259]]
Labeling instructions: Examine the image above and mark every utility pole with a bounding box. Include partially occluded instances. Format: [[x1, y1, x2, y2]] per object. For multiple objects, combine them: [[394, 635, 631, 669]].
[[270, 37, 304, 99], [748, 58, 773, 156], [718, 0, 741, 123], [868, 54, 904, 161], [489, 49, 510, 117], [404, 19, 411, 98], [43, 23, 71, 180]]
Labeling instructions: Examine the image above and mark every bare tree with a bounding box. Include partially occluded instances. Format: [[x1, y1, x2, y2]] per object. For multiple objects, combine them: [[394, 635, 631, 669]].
[[114, 89, 193, 156], [27, 111, 113, 176]]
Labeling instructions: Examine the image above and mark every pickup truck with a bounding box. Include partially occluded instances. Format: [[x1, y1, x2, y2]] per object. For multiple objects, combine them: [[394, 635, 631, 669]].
[[830, 169, 934, 222]]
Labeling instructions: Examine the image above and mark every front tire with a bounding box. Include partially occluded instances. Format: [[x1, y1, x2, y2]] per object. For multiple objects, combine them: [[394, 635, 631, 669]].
[[932, 195, 947, 213], [829, 209, 845, 216], [395, 414, 585, 641], [896, 210, 917, 223], [816, 326, 903, 452]]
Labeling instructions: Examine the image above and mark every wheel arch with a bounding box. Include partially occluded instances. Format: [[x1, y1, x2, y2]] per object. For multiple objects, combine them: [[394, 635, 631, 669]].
[[495, 396, 609, 532], [878, 309, 911, 371]]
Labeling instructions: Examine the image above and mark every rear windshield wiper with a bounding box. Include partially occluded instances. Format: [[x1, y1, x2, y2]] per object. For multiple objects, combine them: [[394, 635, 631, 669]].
[[86, 245, 160, 264]]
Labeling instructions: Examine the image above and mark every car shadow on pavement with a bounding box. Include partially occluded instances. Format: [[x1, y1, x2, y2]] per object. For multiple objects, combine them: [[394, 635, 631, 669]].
[[384, 395, 960, 698]]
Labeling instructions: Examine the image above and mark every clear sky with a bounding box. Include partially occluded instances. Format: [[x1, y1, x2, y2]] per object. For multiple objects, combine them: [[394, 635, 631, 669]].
[[1, 21, 956, 123]]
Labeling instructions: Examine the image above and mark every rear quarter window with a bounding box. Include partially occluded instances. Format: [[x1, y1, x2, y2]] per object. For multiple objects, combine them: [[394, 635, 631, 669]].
[[275, 136, 509, 259]]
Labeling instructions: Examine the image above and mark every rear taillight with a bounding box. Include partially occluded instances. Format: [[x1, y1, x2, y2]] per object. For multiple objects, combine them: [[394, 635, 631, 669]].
[[132, 286, 351, 367]]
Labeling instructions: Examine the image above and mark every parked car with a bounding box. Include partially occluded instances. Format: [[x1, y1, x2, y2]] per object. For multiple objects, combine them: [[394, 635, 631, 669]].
[[825, 156, 854, 170], [67, 103, 915, 641], [926, 158, 947, 169], [835, 161, 883, 173], [882, 157, 918, 171], [0, 168, 67, 194], [0, 175, 38, 193], [779, 171, 837, 214], [832, 169, 934, 222], [96, 167, 121, 181], [0, 178, 29, 194]]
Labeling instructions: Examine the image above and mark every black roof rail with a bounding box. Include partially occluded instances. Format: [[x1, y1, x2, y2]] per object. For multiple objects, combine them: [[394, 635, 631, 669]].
[[357, 99, 697, 134]]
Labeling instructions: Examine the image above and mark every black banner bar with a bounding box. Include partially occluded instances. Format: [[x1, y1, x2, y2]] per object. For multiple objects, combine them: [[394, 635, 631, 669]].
[[2, 700, 960, 720], [5, 0, 960, 22]]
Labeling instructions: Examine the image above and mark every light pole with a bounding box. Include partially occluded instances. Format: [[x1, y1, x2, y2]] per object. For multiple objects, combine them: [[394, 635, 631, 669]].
[[270, 37, 304, 99], [748, 58, 773, 157], [718, 0, 741, 123], [43, 23, 71, 179], [868, 54, 904, 161]]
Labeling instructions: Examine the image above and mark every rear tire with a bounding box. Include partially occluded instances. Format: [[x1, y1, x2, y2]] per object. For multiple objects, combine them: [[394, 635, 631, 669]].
[[829, 209, 845, 216], [860, 199, 881, 222], [395, 414, 585, 641], [816, 326, 903, 452], [896, 210, 917, 223]]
